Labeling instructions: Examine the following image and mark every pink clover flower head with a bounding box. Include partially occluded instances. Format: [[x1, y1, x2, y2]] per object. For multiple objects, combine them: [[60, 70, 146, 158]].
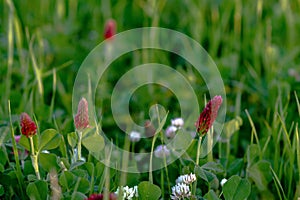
[[74, 97, 89, 131], [104, 19, 116, 40], [20, 113, 37, 138], [195, 95, 223, 136], [85, 193, 117, 200]]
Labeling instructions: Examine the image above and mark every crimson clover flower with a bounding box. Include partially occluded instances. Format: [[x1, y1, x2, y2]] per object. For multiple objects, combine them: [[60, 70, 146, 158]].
[[85, 193, 117, 200], [104, 19, 116, 40], [20, 112, 37, 138], [74, 97, 89, 131], [195, 95, 223, 136]]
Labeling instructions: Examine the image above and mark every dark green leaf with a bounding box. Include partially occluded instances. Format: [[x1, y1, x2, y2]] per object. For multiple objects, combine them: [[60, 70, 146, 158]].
[[223, 175, 251, 200], [19, 134, 38, 152], [0, 184, 4, 196], [203, 190, 221, 200], [195, 165, 208, 182], [194, 165, 217, 183], [227, 158, 244, 176], [26, 180, 48, 200], [67, 132, 77, 148], [138, 181, 161, 200], [247, 160, 272, 191], [38, 129, 62, 151], [74, 177, 90, 194], [82, 129, 104, 153], [63, 191, 87, 200], [58, 171, 90, 194], [80, 162, 94, 177], [59, 171, 76, 191], [70, 160, 85, 171], [0, 148, 7, 165], [0, 164, 4, 173], [202, 162, 225, 174], [246, 144, 260, 167], [39, 153, 60, 172]]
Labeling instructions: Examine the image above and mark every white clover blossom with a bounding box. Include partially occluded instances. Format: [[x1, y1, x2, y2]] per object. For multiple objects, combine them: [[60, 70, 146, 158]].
[[170, 183, 191, 200], [154, 145, 170, 158], [115, 185, 138, 200], [176, 173, 197, 185], [129, 131, 141, 142], [171, 118, 184, 128], [165, 125, 177, 138], [220, 178, 227, 187]]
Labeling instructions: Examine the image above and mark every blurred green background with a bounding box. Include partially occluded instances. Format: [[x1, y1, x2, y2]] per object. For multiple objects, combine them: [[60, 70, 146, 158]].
[[1, 0, 299, 135]]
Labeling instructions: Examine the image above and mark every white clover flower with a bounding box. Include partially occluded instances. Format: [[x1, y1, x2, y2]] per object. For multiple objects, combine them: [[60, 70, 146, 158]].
[[170, 183, 191, 200], [165, 125, 177, 138], [220, 178, 227, 187], [171, 118, 184, 128], [115, 185, 138, 200], [176, 173, 197, 185], [129, 131, 141, 142], [132, 186, 138, 197], [154, 145, 170, 158]]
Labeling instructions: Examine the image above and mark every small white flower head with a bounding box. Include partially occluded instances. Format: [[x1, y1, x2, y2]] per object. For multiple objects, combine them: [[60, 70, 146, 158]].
[[220, 178, 227, 187], [41, 150, 50, 154], [132, 186, 138, 197], [115, 185, 138, 200], [171, 118, 184, 128], [154, 145, 170, 158], [176, 173, 197, 185], [129, 131, 141, 142], [170, 183, 191, 200], [165, 125, 177, 138]]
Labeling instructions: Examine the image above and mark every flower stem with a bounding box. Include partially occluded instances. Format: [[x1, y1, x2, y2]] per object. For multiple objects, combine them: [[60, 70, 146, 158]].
[[193, 136, 203, 195], [77, 131, 82, 161], [149, 134, 157, 184], [196, 136, 203, 166], [29, 136, 40, 180]]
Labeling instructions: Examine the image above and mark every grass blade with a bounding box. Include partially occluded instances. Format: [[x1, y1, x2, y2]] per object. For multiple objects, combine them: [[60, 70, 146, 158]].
[[270, 166, 287, 200], [245, 109, 262, 157]]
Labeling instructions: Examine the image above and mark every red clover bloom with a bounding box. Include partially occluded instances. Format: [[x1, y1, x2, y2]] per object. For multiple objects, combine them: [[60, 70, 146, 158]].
[[85, 193, 117, 200], [195, 95, 223, 136], [74, 97, 89, 131], [20, 113, 37, 138], [104, 19, 116, 40]]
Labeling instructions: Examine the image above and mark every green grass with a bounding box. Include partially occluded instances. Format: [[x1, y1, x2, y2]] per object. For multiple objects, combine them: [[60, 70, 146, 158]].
[[0, 0, 300, 199]]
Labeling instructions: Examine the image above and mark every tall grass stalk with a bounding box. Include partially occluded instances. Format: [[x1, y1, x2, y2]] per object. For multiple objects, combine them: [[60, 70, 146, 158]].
[[245, 109, 262, 158], [8, 100, 25, 199], [5, 0, 14, 114], [120, 134, 130, 186]]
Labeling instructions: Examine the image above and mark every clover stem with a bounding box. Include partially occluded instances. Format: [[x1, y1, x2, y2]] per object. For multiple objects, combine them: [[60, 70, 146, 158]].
[[77, 131, 82, 161], [196, 136, 203, 166], [29, 136, 40, 180], [193, 136, 203, 195]]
